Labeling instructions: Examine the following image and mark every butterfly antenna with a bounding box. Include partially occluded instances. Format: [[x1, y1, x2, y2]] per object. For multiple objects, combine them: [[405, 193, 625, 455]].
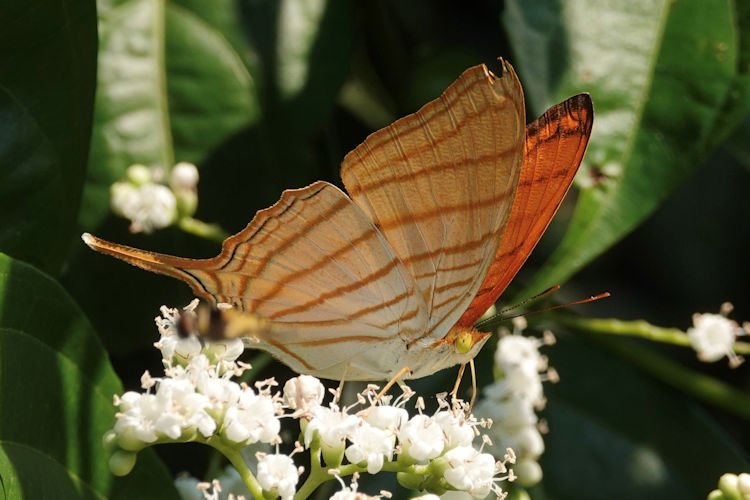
[[499, 285, 561, 315], [474, 285, 561, 330], [502, 292, 611, 321]]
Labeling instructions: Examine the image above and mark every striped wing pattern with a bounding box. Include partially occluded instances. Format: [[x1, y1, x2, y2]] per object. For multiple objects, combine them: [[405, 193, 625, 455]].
[[83, 182, 428, 378], [456, 93, 594, 327], [82, 61, 593, 381], [341, 62, 525, 341]]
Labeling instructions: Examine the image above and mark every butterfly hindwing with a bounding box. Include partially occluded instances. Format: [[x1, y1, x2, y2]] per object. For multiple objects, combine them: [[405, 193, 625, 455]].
[[83, 182, 428, 378]]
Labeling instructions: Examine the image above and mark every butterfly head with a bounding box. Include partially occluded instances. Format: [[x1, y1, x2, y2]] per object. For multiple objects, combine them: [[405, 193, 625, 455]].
[[433, 327, 491, 356]]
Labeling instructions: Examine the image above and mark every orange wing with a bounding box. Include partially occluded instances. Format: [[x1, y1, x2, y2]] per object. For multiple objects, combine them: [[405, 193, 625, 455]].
[[456, 93, 594, 327]]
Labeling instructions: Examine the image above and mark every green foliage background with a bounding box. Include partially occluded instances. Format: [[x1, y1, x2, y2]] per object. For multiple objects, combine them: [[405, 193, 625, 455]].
[[1, 0, 749, 498]]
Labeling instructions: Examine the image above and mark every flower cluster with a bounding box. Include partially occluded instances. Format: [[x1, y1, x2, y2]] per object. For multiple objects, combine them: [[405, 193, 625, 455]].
[[105, 302, 517, 499], [110, 162, 199, 233], [474, 318, 555, 487], [687, 302, 747, 368], [708, 472, 750, 500]]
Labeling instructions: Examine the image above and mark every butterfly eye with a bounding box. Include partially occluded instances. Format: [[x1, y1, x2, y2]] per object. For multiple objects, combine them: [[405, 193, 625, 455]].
[[456, 330, 475, 354]]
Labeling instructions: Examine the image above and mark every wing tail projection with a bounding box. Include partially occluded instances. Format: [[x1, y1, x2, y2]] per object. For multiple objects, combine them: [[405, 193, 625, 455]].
[[81, 232, 208, 292], [456, 93, 594, 327]]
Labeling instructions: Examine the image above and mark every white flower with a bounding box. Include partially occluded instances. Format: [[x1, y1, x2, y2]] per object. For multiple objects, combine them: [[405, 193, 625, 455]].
[[114, 392, 163, 446], [738, 472, 750, 496], [194, 370, 241, 416], [304, 405, 359, 449], [345, 421, 395, 473], [500, 425, 545, 458], [283, 375, 325, 413], [472, 328, 552, 489], [398, 414, 445, 462], [154, 303, 204, 363], [222, 388, 281, 445], [110, 182, 140, 218], [479, 398, 537, 429], [329, 476, 386, 500], [330, 487, 377, 500], [442, 446, 496, 498], [433, 411, 475, 449], [155, 377, 215, 438], [110, 180, 177, 233], [482, 369, 543, 404], [256, 453, 299, 500], [687, 312, 741, 363], [494, 334, 542, 376], [170, 162, 199, 191], [365, 404, 409, 432], [202, 338, 245, 364], [113, 376, 215, 446], [158, 334, 203, 364], [134, 183, 177, 232]]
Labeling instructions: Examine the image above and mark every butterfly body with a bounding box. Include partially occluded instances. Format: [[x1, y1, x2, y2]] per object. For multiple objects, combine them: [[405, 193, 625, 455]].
[[83, 60, 593, 381]]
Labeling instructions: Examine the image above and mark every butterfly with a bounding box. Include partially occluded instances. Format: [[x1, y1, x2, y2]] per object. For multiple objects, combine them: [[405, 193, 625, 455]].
[[83, 60, 593, 382]]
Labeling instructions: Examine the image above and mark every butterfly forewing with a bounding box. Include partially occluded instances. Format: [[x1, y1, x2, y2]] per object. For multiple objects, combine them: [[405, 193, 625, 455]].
[[341, 61, 525, 341], [457, 93, 594, 327]]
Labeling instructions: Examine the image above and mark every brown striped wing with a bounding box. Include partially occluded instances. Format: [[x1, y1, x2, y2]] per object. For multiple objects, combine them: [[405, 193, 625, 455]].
[[83, 181, 429, 379], [456, 93, 594, 327], [341, 61, 525, 341]]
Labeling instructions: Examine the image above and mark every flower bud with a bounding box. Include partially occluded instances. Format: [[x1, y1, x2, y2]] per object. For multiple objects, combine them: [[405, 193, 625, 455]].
[[514, 459, 543, 487], [109, 450, 137, 476], [126, 164, 152, 186], [174, 189, 198, 218], [283, 375, 325, 413], [170, 162, 199, 191]]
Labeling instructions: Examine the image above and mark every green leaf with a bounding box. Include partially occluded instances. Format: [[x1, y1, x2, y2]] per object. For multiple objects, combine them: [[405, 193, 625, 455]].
[[169, 0, 262, 78], [82, 0, 259, 228], [504, 0, 750, 293], [165, 3, 261, 165], [0, 0, 97, 275], [83, 0, 172, 229], [536, 334, 748, 499], [719, 2, 750, 169], [0, 253, 178, 499], [245, 0, 356, 135]]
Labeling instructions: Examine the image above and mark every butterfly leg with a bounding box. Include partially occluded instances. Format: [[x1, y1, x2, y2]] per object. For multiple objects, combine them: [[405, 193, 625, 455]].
[[450, 363, 467, 399], [333, 363, 351, 405], [450, 361, 478, 412], [369, 366, 412, 409], [468, 359, 477, 411]]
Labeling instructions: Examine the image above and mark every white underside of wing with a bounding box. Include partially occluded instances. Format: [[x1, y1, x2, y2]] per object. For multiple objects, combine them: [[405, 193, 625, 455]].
[[208, 182, 429, 378]]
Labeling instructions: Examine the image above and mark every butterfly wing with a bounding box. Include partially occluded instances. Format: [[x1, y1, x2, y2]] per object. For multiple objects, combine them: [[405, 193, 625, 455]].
[[341, 61, 526, 342], [83, 181, 428, 379], [456, 93, 594, 327]]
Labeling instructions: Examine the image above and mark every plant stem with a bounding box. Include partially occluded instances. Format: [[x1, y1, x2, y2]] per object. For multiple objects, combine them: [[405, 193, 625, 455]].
[[295, 447, 326, 500], [552, 315, 750, 354], [178, 217, 230, 243], [207, 439, 264, 498]]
